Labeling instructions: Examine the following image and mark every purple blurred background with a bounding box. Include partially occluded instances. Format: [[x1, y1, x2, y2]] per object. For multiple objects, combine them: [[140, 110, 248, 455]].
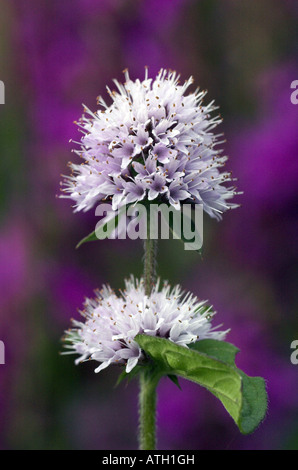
[[0, 0, 297, 449]]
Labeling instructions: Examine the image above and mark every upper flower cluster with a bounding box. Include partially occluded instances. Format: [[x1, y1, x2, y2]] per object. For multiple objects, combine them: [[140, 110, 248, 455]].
[[63, 277, 228, 374], [62, 69, 237, 219]]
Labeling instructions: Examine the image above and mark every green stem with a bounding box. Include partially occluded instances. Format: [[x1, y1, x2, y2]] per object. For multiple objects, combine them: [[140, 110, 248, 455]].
[[138, 369, 160, 450], [138, 209, 159, 450], [143, 215, 157, 296]]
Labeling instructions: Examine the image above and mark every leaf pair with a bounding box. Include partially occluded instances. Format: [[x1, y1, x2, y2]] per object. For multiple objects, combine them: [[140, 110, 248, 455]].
[[134, 335, 267, 435]]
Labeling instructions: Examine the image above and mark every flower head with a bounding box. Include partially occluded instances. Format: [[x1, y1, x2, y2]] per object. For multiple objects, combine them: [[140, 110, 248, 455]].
[[63, 277, 229, 373], [62, 69, 238, 220]]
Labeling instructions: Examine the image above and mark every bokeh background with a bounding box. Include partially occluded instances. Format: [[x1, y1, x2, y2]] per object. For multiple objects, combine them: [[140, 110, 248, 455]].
[[0, 0, 297, 450]]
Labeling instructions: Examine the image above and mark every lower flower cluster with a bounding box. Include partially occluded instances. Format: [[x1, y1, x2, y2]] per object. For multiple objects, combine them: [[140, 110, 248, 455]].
[[63, 276, 228, 373]]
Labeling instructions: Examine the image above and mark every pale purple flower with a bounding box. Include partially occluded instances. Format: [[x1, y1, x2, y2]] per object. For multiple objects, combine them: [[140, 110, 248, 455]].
[[62, 69, 238, 219], [63, 277, 229, 374]]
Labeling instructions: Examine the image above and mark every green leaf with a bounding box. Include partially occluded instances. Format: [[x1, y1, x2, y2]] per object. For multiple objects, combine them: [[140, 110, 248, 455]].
[[190, 339, 239, 366], [237, 371, 267, 435], [76, 211, 120, 249], [190, 339, 268, 434], [135, 335, 267, 434], [76, 229, 98, 249], [167, 374, 182, 390]]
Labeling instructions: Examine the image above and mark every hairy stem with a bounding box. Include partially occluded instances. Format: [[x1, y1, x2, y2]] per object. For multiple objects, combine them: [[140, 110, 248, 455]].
[[138, 209, 159, 450], [138, 369, 160, 450], [143, 214, 158, 296]]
